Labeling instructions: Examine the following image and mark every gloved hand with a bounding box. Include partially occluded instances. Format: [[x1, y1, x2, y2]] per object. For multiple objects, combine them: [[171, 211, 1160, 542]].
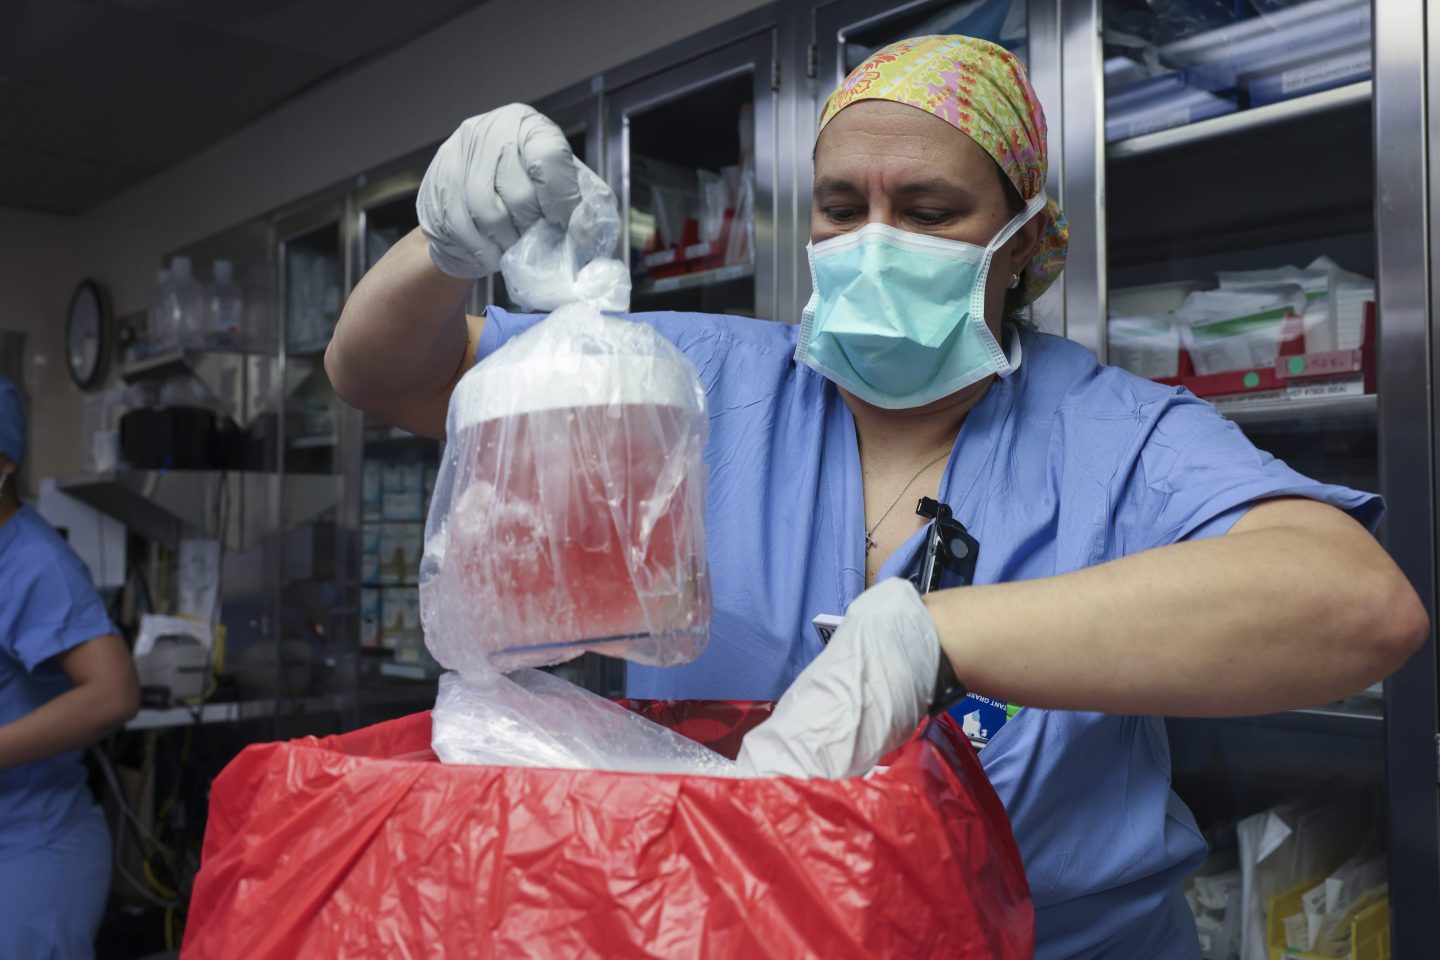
[[735, 578, 943, 779], [417, 104, 584, 279]]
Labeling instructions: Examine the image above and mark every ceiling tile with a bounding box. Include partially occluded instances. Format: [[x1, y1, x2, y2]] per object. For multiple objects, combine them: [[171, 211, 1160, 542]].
[[0, 79, 206, 170], [0, 0, 91, 79], [1, 0, 491, 213], [0, 143, 143, 213], [89, 0, 485, 61], [16, 6, 337, 115]]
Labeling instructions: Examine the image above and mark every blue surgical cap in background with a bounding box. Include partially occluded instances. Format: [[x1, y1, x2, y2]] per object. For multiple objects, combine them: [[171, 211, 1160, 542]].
[[0, 375, 26, 466]]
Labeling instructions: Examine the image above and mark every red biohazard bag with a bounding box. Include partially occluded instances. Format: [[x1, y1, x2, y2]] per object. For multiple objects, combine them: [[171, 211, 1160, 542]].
[[182, 702, 1032, 959]]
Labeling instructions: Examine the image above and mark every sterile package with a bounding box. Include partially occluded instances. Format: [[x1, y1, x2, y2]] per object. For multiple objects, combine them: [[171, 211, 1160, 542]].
[[431, 669, 734, 775], [1160, 0, 1371, 97], [1214, 256, 1373, 352], [1235, 788, 1374, 960], [1109, 315, 1182, 379], [1173, 285, 1308, 375], [420, 161, 711, 677]]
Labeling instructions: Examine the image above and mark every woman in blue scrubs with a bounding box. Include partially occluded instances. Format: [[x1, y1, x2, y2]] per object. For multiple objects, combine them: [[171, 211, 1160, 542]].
[[326, 37, 1427, 959], [0, 376, 140, 959]]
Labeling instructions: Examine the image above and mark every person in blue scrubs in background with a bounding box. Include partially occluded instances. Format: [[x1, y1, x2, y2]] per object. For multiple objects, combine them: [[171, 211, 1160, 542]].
[[325, 37, 1427, 959], [0, 375, 140, 958]]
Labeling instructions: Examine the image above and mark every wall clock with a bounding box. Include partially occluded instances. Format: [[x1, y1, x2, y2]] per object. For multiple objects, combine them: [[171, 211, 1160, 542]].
[[66, 279, 109, 390]]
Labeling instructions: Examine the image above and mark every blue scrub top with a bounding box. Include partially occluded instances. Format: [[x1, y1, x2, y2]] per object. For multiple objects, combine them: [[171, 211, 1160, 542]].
[[0, 505, 118, 864], [477, 307, 1380, 959]]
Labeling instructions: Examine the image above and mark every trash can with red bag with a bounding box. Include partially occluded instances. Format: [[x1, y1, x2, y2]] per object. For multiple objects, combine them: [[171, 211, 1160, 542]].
[[182, 700, 1032, 959]]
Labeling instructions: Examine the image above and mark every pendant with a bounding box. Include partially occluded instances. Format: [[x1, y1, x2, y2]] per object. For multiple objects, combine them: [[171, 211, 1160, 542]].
[[865, 533, 877, 553]]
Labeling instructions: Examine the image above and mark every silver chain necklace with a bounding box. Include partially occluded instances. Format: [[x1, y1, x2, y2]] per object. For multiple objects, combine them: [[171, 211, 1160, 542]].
[[865, 450, 951, 553]]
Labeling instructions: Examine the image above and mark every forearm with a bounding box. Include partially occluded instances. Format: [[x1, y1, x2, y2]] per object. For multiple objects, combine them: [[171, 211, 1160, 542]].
[[0, 682, 136, 769], [925, 511, 1426, 717], [326, 227, 476, 438]]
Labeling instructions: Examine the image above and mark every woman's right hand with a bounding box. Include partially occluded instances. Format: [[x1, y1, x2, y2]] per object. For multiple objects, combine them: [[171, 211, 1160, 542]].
[[417, 104, 582, 279]]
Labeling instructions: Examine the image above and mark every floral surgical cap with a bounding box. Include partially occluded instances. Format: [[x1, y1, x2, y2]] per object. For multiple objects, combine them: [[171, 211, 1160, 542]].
[[819, 35, 1069, 307]]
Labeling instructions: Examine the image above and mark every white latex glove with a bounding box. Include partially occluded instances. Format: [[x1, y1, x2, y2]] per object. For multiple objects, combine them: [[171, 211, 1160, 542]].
[[417, 104, 583, 279], [735, 578, 942, 779]]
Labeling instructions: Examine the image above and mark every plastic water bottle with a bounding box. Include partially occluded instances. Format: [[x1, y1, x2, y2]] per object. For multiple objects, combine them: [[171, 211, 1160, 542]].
[[146, 267, 173, 353], [208, 259, 244, 348], [164, 256, 205, 349]]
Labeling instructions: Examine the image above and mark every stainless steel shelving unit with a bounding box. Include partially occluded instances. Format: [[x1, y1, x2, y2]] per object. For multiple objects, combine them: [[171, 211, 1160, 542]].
[[1059, 1, 1439, 953], [1107, 80, 1373, 160]]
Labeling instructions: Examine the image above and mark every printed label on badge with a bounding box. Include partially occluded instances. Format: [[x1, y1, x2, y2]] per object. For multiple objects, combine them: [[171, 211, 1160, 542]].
[[811, 613, 843, 646], [950, 693, 1022, 748]]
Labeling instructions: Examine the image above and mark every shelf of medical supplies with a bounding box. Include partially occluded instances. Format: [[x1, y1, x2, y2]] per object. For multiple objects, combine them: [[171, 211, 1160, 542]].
[[59, 470, 341, 552], [1176, 697, 1384, 740], [119, 348, 285, 428], [1108, 81, 1371, 160], [286, 338, 333, 358], [121, 348, 210, 383], [125, 695, 346, 731], [635, 262, 754, 295], [364, 426, 419, 442], [1251, 698, 1384, 738], [362, 425, 437, 455], [1214, 392, 1376, 426], [378, 661, 439, 681], [290, 434, 337, 449]]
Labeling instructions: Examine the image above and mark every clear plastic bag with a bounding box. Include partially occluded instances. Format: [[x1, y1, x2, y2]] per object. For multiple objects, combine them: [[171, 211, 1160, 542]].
[[431, 670, 734, 775], [498, 163, 630, 313], [420, 161, 711, 678]]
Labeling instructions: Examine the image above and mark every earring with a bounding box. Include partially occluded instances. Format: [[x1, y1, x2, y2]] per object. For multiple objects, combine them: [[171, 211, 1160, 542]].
[[1009, 272, 1021, 290]]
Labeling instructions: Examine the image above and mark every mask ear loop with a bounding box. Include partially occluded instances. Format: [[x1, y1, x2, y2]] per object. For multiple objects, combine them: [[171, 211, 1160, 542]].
[[968, 193, 1050, 375], [794, 240, 824, 364]]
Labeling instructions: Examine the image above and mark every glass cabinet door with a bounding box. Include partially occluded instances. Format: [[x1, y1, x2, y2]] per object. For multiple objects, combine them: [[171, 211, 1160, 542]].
[[350, 176, 444, 698], [813, 0, 1030, 88], [1100, 0, 1376, 494], [1090, 5, 1393, 955], [607, 33, 776, 320], [273, 202, 351, 722], [359, 182, 420, 276], [280, 213, 346, 474], [1102, 0, 1370, 144]]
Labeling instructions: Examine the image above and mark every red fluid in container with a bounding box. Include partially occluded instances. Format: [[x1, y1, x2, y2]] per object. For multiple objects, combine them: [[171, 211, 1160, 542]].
[[425, 314, 711, 674]]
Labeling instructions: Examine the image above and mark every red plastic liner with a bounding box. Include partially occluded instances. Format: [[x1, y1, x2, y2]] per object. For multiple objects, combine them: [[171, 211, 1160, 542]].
[[183, 702, 1032, 959]]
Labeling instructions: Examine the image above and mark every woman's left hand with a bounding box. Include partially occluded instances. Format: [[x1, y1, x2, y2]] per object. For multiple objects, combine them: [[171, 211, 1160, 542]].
[[736, 578, 941, 779]]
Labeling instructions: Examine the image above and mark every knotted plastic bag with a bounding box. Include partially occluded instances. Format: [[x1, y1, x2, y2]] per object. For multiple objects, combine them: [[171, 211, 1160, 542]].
[[420, 162, 718, 772]]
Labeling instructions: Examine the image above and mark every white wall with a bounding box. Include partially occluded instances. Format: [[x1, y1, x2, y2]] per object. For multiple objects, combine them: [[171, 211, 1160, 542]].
[[0, 206, 87, 489], [1, 0, 771, 485]]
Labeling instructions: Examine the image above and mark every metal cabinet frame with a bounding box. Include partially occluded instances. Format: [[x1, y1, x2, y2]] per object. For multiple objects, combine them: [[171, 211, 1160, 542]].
[[1377, 0, 1440, 952]]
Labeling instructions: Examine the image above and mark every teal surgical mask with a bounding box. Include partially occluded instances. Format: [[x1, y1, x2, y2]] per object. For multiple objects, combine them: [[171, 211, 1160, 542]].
[[795, 193, 1046, 409]]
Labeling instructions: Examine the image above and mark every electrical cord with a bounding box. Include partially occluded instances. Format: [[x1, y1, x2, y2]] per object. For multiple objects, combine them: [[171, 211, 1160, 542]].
[[89, 743, 176, 861]]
